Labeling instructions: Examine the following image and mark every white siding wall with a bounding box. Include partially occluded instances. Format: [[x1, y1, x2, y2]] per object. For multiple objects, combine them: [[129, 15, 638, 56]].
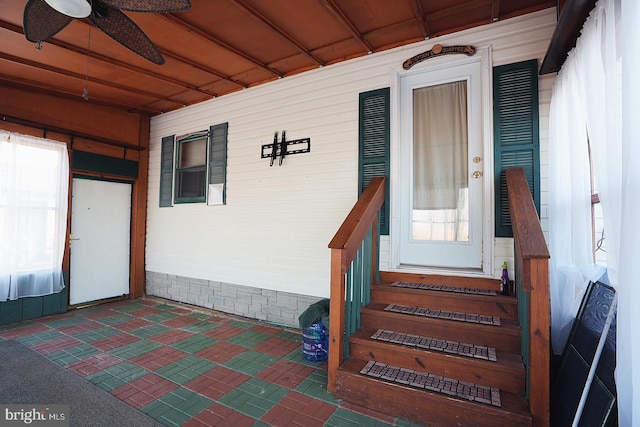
[[147, 8, 556, 301]]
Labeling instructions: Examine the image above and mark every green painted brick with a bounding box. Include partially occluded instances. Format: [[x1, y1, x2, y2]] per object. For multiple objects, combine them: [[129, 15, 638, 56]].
[[222, 350, 278, 376], [228, 320, 254, 329], [155, 355, 216, 384], [170, 335, 217, 354], [128, 324, 170, 339], [144, 312, 180, 323], [276, 329, 300, 342], [47, 344, 100, 366], [325, 408, 392, 427], [111, 303, 147, 313], [44, 317, 85, 329], [17, 330, 63, 346], [153, 303, 176, 311], [294, 370, 339, 404], [218, 378, 288, 418], [97, 313, 135, 326], [141, 388, 212, 427], [180, 321, 220, 334], [108, 340, 163, 359], [187, 312, 210, 321], [226, 330, 271, 348], [283, 347, 323, 367], [73, 326, 120, 343], [86, 362, 148, 392]]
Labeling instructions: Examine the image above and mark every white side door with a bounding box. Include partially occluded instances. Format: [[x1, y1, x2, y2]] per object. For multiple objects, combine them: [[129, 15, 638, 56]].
[[70, 178, 131, 305], [397, 58, 487, 270]]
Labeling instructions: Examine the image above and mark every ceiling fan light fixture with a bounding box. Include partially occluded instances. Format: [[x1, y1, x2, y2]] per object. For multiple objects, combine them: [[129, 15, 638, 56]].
[[44, 0, 91, 18]]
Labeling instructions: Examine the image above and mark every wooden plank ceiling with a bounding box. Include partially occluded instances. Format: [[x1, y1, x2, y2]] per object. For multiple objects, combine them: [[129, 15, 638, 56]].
[[0, 0, 555, 115]]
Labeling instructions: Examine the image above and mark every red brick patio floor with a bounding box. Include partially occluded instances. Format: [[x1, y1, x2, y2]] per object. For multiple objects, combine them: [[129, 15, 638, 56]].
[[0, 298, 425, 427]]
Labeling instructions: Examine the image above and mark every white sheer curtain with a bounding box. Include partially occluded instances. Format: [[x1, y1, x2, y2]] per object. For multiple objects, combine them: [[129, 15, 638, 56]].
[[549, 51, 604, 354], [412, 81, 469, 241], [550, 0, 640, 423], [0, 131, 69, 301]]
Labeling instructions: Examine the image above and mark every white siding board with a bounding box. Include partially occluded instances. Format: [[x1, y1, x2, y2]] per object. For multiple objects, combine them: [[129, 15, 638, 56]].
[[147, 8, 557, 299]]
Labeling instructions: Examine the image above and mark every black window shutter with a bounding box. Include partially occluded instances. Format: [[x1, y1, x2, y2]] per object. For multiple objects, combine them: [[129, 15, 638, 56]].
[[208, 122, 228, 204], [359, 88, 390, 235], [493, 60, 540, 237], [159, 135, 175, 207]]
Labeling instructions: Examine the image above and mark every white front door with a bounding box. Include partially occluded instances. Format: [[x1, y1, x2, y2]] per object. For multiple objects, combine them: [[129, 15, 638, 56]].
[[397, 58, 487, 270], [70, 178, 131, 305]]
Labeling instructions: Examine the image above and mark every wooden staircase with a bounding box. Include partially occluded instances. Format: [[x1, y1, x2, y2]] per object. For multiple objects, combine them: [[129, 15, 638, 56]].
[[332, 273, 532, 427], [327, 172, 549, 426]]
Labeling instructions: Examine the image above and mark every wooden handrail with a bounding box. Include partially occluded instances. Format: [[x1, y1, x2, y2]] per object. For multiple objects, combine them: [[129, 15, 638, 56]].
[[506, 168, 550, 427], [327, 176, 386, 393], [328, 177, 386, 268]]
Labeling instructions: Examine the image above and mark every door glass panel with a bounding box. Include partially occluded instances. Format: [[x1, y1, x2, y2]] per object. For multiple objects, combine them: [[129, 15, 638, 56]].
[[412, 80, 469, 241]]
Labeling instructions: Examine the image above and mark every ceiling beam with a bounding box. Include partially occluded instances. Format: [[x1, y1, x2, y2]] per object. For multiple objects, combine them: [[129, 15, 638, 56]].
[[159, 49, 248, 91], [410, 0, 431, 39], [319, 0, 374, 54], [0, 74, 162, 114], [0, 113, 148, 150], [158, 14, 283, 78], [231, 0, 325, 67], [426, 0, 492, 22], [0, 19, 217, 99], [362, 20, 425, 48], [0, 52, 186, 108]]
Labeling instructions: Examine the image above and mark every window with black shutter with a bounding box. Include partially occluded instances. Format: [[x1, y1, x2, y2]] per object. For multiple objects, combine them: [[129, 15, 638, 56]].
[[159, 122, 228, 207]]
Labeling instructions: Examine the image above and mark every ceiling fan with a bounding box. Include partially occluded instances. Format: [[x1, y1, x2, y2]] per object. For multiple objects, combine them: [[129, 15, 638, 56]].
[[23, 0, 191, 65]]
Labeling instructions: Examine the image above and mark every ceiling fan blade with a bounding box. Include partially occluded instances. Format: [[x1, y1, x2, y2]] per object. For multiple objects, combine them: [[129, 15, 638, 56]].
[[100, 0, 191, 13], [89, 6, 165, 65], [23, 0, 73, 43]]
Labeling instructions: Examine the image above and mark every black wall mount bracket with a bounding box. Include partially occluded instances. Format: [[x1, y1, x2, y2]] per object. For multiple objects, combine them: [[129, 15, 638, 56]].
[[261, 130, 310, 166]]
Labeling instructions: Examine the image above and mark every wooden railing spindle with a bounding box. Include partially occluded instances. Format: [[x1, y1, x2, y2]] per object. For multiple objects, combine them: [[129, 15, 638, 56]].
[[327, 177, 385, 393]]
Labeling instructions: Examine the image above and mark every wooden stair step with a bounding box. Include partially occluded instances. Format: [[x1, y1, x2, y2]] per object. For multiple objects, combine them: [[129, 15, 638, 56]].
[[370, 328, 497, 361], [361, 302, 521, 353], [359, 360, 502, 406], [372, 282, 517, 320], [349, 328, 525, 394], [384, 303, 502, 325], [379, 271, 501, 291], [390, 281, 498, 296], [336, 358, 532, 427]]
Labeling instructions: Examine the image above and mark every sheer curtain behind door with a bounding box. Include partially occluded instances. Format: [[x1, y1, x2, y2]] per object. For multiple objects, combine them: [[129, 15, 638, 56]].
[[0, 131, 69, 301], [412, 80, 469, 241]]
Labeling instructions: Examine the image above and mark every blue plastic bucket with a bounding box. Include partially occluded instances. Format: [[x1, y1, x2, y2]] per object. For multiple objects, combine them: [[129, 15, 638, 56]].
[[301, 321, 328, 361]]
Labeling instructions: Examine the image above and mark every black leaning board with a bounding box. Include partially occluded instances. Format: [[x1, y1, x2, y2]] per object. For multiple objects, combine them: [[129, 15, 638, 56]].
[[551, 280, 617, 427]]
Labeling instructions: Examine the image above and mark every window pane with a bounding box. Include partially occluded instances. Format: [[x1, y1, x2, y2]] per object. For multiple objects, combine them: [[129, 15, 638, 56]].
[[176, 168, 206, 199], [179, 137, 206, 168]]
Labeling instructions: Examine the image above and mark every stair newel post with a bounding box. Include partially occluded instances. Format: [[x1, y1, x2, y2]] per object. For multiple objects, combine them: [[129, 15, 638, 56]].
[[506, 168, 550, 427], [526, 257, 550, 427], [328, 247, 347, 393]]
